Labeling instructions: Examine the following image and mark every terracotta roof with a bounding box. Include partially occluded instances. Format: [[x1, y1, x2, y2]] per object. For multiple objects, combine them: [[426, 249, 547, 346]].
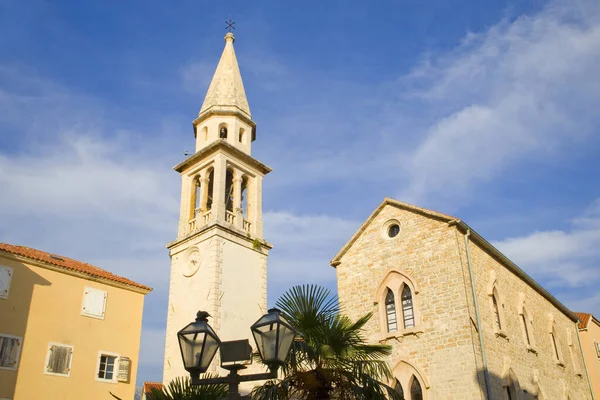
[[0, 243, 152, 292], [574, 312, 592, 329], [144, 382, 163, 394]]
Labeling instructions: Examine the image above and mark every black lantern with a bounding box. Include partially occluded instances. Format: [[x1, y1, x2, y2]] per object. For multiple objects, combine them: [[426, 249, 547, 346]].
[[251, 308, 296, 367], [177, 311, 221, 376]]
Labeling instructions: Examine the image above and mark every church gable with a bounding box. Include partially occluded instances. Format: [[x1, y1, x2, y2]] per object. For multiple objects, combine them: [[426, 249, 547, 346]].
[[330, 198, 456, 267]]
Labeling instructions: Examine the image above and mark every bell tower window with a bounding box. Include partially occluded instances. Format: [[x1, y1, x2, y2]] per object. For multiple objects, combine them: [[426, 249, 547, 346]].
[[239, 128, 245, 143], [206, 169, 214, 211], [193, 177, 201, 217], [241, 176, 249, 219], [219, 126, 228, 139], [225, 168, 234, 212]]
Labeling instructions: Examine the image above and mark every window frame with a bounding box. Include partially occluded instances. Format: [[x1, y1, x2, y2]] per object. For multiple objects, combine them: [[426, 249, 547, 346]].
[[81, 286, 108, 320], [375, 271, 421, 340], [0, 333, 23, 371], [385, 288, 398, 333], [518, 302, 537, 352], [95, 350, 120, 384], [595, 341, 600, 358], [0, 265, 13, 300], [43, 342, 74, 377]]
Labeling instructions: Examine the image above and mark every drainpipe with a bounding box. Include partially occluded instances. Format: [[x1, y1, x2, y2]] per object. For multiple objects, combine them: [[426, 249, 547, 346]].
[[464, 229, 492, 400], [575, 321, 596, 400]]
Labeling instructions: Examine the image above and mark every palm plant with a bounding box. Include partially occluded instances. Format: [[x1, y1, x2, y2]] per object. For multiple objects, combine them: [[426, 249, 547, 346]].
[[252, 285, 403, 400], [146, 376, 227, 400]]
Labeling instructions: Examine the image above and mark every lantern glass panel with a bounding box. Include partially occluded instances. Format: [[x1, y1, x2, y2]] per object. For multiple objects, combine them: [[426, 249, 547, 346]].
[[177, 320, 220, 373], [276, 323, 295, 362], [251, 310, 296, 365]]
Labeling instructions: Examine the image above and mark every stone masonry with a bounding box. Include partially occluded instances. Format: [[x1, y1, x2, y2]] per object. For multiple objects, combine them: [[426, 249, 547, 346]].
[[332, 198, 593, 400]]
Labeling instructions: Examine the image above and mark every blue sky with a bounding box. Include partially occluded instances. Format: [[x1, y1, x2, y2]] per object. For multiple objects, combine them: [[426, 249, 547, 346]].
[[1, 0, 600, 387]]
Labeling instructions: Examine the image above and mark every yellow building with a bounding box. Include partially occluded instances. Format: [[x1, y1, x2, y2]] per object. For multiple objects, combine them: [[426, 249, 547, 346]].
[[575, 312, 600, 398], [0, 243, 151, 400]]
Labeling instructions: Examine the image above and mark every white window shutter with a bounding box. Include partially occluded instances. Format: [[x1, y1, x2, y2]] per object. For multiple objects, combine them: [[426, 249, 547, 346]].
[[0, 266, 13, 299], [0, 335, 22, 369], [117, 356, 131, 382], [82, 287, 107, 319]]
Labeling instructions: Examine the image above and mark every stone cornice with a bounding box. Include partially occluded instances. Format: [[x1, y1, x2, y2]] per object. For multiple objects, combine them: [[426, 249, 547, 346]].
[[173, 140, 271, 175]]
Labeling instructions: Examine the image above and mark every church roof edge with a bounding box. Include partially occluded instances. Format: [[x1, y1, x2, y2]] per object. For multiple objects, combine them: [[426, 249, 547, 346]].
[[330, 197, 578, 323]]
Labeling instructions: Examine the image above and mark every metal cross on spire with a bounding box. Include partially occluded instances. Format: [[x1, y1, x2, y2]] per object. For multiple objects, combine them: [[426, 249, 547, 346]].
[[225, 19, 235, 33]]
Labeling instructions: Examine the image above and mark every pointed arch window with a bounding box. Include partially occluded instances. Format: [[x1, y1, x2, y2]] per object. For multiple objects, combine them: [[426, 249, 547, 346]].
[[551, 328, 561, 361], [394, 379, 405, 400], [410, 377, 423, 400], [385, 289, 398, 332], [492, 293, 502, 331], [521, 313, 531, 345], [402, 285, 415, 329]]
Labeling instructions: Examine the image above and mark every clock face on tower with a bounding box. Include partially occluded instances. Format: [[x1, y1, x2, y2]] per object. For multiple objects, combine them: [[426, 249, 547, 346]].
[[183, 248, 202, 277]]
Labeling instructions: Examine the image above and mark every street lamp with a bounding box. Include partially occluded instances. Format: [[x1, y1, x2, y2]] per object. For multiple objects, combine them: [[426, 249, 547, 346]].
[[177, 311, 221, 378], [178, 308, 297, 399]]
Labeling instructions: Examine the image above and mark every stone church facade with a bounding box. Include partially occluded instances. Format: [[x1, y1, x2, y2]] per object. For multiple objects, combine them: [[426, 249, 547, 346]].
[[331, 198, 594, 399]]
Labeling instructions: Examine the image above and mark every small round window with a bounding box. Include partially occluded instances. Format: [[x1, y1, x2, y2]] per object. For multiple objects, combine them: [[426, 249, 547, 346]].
[[388, 224, 400, 238]]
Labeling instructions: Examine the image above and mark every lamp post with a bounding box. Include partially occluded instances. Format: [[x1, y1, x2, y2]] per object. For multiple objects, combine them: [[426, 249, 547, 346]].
[[177, 308, 296, 399]]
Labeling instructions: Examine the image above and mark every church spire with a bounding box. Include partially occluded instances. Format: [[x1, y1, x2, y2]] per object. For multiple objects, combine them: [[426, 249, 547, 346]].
[[199, 32, 251, 120]]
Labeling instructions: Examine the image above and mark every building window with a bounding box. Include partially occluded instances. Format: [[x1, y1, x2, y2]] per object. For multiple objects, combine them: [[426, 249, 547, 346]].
[[207, 169, 214, 211], [81, 287, 107, 319], [219, 126, 228, 139], [521, 314, 530, 345], [44, 343, 73, 377], [239, 128, 245, 143], [97, 352, 119, 382], [388, 224, 400, 238], [385, 289, 398, 332], [595, 342, 600, 358], [410, 376, 423, 400], [401, 285, 415, 329], [506, 386, 513, 400], [0, 334, 22, 370], [394, 379, 405, 400], [551, 329, 561, 362], [0, 266, 13, 299], [376, 271, 420, 335], [493, 294, 502, 330]]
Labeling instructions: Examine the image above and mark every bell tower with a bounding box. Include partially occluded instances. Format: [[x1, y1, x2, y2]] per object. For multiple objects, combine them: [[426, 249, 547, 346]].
[[163, 32, 271, 384]]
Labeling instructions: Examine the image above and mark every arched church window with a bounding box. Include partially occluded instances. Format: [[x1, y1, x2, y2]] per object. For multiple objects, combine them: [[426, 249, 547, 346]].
[[394, 379, 405, 400], [402, 285, 415, 329], [207, 169, 214, 211], [385, 289, 397, 332], [220, 126, 228, 139], [201, 126, 208, 142], [410, 376, 423, 400], [492, 292, 502, 331], [225, 168, 234, 212], [239, 128, 245, 143], [551, 327, 561, 361]]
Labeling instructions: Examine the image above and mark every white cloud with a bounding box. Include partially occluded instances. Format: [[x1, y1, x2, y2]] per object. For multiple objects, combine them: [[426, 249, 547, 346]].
[[493, 199, 600, 287], [397, 0, 600, 202]]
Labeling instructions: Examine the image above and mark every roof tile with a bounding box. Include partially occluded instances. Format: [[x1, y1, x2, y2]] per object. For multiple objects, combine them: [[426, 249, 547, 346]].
[[574, 312, 592, 330], [0, 243, 151, 292]]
